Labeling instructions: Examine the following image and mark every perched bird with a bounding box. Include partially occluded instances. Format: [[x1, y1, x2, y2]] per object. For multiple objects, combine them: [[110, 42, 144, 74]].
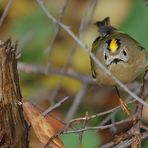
[[90, 17, 146, 116]]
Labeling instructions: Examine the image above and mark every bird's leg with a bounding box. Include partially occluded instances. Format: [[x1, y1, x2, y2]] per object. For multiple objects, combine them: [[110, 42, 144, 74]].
[[115, 87, 131, 117]]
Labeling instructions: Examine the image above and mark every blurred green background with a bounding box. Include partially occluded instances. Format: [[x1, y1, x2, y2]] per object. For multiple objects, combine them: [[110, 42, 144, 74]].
[[0, 0, 148, 147]]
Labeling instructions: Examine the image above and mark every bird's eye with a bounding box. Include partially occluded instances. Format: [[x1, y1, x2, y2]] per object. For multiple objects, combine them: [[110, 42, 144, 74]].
[[123, 49, 127, 56], [105, 54, 108, 60]]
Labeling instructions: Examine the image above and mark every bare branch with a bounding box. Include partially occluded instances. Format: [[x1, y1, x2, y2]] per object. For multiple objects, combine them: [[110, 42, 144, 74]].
[[65, 84, 88, 121], [79, 0, 98, 39], [63, 118, 132, 134], [0, 0, 14, 27], [45, 0, 69, 54], [135, 68, 148, 118], [42, 96, 69, 116], [130, 68, 148, 147], [100, 67, 148, 147], [111, 110, 118, 133], [69, 99, 135, 126], [141, 124, 148, 131], [18, 62, 93, 84], [78, 112, 88, 148], [100, 132, 148, 148]]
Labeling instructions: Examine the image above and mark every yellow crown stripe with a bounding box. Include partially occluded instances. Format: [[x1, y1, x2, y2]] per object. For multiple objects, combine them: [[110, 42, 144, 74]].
[[109, 38, 118, 53]]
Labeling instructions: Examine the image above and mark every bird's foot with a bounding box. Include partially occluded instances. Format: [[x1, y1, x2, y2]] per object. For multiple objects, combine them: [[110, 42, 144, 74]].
[[119, 98, 131, 117]]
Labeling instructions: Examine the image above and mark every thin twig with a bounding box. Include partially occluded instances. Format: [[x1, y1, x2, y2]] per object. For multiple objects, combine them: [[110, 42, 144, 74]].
[[79, 0, 98, 39], [141, 124, 148, 131], [99, 88, 139, 126], [0, 0, 14, 27], [99, 112, 116, 126], [18, 62, 93, 84], [45, 0, 69, 54], [42, 96, 69, 116], [110, 110, 118, 133], [46, 0, 98, 106], [65, 84, 88, 121], [69, 99, 135, 126], [63, 118, 132, 134], [78, 112, 88, 148], [64, 0, 98, 67], [36, 0, 148, 107], [136, 68, 148, 119], [100, 132, 148, 148], [44, 0, 70, 105], [131, 68, 148, 147], [101, 68, 148, 147]]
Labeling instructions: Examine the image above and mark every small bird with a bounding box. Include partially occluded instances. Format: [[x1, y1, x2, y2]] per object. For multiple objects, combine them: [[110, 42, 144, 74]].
[[90, 17, 146, 116]]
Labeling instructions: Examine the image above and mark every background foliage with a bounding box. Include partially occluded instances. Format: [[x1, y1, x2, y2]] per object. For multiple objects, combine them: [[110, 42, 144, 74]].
[[0, 0, 148, 147]]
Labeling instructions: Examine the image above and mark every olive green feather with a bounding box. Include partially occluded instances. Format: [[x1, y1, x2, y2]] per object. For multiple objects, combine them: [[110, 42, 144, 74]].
[[90, 36, 101, 78]]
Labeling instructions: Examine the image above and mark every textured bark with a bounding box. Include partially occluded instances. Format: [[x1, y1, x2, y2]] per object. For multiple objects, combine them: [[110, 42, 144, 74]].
[[0, 39, 28, 148]]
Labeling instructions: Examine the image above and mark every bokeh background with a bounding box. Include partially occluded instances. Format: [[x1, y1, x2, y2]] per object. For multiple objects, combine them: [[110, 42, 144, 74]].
[[0, 0, 148, 147]]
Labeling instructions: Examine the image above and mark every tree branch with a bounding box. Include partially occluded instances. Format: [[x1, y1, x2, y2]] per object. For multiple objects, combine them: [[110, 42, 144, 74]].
[[0, 0, 14, 27]]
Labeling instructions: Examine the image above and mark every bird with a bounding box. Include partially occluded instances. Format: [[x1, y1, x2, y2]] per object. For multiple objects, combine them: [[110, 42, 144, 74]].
[[90, 17, 146, 116]]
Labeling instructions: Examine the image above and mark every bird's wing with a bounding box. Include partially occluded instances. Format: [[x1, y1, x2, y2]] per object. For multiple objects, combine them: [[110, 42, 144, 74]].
[[90, 36, 101, 78]]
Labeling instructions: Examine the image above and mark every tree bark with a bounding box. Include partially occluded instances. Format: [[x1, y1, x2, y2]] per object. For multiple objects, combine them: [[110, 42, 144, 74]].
[[0, 39, 28, 148]]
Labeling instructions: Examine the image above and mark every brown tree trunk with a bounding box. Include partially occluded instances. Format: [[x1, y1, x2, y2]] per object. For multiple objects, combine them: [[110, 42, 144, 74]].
[[0, 39, 28, 148]]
